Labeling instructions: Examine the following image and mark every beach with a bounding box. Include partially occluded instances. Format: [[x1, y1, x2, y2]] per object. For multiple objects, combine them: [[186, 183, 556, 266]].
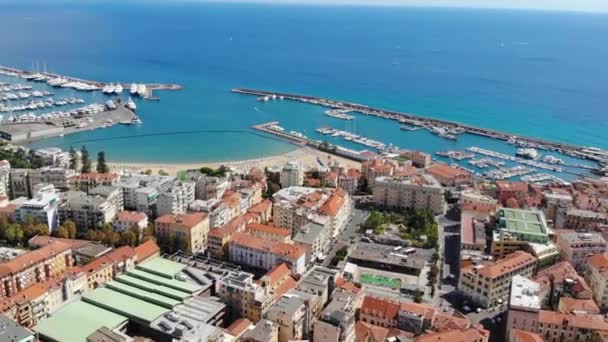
[[107, 146, 361, 176]]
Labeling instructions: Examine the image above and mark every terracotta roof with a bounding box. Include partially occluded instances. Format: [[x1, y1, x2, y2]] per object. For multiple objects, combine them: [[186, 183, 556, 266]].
[[319, 189, 346, 217], [463, 251, 536, 279], [496, 181, 528, 192], [262, 263, 291, 285], [105, 246, 136, 264], [247, 199, 272, 214], [155, 213, 207, 229], [558, 297, 600, 314], [230, 232, 304, 259], [426, 164, 470, 180], [305, 178, 321, 187], [273, 276, 297, 299], [226, 318, 253, 337], [534, 261, 592, 296], [71, 172, 119, 182], [588, 254, 608, 276], [360, 296, 401, 321], [247, 223, 290, 237], [431, 313, 471, 332], [81, 255, 114, 274], [0, 204, 17, 214], [0, 241, 72, 278], [355, 321, 390, 342], [538, 310, 608, 331], [414, 328, 489, 342], [511, 330, 544, 342], [114, 211, 147, 223], [134, 240, 160, 263], [335, 277, 361, 294], [346, 168, 360, 178], [223, 192, 241, 208]]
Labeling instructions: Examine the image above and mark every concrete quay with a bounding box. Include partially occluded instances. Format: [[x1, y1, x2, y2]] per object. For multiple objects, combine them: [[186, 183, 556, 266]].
[[0, 105, 139, 143], [234, 88, 607, 163]]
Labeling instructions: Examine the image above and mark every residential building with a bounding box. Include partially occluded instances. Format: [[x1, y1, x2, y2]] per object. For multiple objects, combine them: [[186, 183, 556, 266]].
[[116, 173, 186, 218], [134, 239, 161, 263], [400, 151, 431, 168], [458, 251, 537, 308], [373, 175, 445, 215], [247, 223, 292, 243], [264, 295, 307, 342], [241, 319, 279, 342], [0, 160, 10, 196], [313, 289, 357, 342], [319, 189, 351, 238], [69, 172, 120, 194], [460, 212, 488, 251], [564, 209, 607, 231], [9, 167, 76, 199], [586, 254, 608, 310], [506, 276, 541, 341], [536, 311, 608, 342], [272, 187, 341, 236], [58, 189, 122, 230], [425, 164, 471, 186], [155, 181, 195, 216], [280, 161, 304, 188], [187, 173, 230, 200], [338, 168, 360, 194], [229, 232, 306, 274], [190, 199, 229, 228], [0, 315, 36, 342], [460, 189, 498, 213], [293, 222, 329, 264], [155, 213, 210, 253], [12, 191, 59, 231], [414, 328, 488, 342], [112, 210, 148, 235], [208, 217, 246, 259], [361, 158, 396, 189], [509, 330, 544, 342], [495, 181, 529, 205], [534, 261, 593, 309], [557, 231, 607, 272]]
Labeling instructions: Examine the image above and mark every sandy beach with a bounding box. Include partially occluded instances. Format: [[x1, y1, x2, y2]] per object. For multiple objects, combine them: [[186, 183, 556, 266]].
[[107, 147, 361, 176]]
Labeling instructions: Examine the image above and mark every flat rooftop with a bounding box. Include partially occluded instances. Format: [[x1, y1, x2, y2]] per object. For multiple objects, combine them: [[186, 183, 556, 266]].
[[34, 301, 128, 342], [105, 281, 181, 308], [510, 275, 541, 311], [498, 208, 547, 235], [136, 256, 187, 278], [83, 287, 170, 324], [127, 269, 202, 294], [115, 274, 191, 301]]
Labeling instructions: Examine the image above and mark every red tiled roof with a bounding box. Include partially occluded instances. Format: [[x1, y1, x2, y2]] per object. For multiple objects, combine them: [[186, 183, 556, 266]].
[[155, 213, 207, 228], [476, 251, 535, 278], [588, 254, 608, 276], [511, 330, 544, 342], [105, 246, 136, 264], [335, 277, 361, 294], [360, 296, 401, 321], [0, 241, 72, 278], [426, 164, 470, 180], [262, 263, 291, 285], [134, 240, 160, 263], [538, 310, 608, 331], [247, 199, 272, 214], [28, 236, 91, 249], [558, 297, 600, 314], [226, 318, 253, 337], [496, 181, 528, 192], [231, 232, 304, 259], [274, 276, 297, 299], [319, 189, 346, 217], [114, 211, 147, 223], [414, 328, 489, 342], [247, 223, 290, 237]]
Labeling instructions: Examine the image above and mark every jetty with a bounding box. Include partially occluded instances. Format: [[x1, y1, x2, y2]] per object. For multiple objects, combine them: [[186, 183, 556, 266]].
[[233, 88, 608, 164], [0, 65, 182, 100]]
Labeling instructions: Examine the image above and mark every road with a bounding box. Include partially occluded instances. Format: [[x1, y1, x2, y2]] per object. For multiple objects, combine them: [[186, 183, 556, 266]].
[[321, 206, 369, 267]]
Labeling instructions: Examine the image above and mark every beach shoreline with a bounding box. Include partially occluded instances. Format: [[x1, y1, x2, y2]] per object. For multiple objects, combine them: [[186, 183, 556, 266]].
[[106, 147, 361, 176]]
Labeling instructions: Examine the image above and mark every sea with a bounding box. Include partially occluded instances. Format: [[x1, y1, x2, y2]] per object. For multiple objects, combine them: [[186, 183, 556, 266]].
[[0, 2, 607, 180]]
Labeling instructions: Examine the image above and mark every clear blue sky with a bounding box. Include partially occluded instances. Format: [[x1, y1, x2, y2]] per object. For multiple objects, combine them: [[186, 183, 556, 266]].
[[207, 0, 608, 12]]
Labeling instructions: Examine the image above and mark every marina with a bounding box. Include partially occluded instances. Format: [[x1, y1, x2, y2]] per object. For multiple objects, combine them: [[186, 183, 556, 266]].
[[324, 109, 355, 120], [0, 65, 182, 100], [232, 88, 608, 165]]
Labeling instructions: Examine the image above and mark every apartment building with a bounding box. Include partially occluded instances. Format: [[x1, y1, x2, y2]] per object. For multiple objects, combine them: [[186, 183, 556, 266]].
[[247, 223, 291, 243], [58, 188, 122, 230], [361, 158, 396, 189], [155, 213, 210, 253], [155, 181, 195, 216], [557, 231, 607, 272], [112, 210, 148, 235], [12, 191, 59, 231], [265, 295, 307, 342], [400, 151, 431, 168], [9, 167, 76, 199], [313, 289, 357, 342], [586, 254, 608, 310], [372, 175, 445, 215], [229, 232, 306, 274], [293, 222, 329, 264], [280, 161, 304, 188], [458, 251, 537, 308], [425, 164, 471, 186], [506, 276, 541, 341], [69, 172, 120, 194]]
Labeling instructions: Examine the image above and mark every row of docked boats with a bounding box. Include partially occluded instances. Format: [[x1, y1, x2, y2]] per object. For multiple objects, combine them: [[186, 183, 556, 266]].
[[102, 83, 147, 97], [0, 103, 104, 123], [316, 127, 386, 150], [0, 97, 84, 113], [0, 83, 32, 92], [1, 90, 53, 102]]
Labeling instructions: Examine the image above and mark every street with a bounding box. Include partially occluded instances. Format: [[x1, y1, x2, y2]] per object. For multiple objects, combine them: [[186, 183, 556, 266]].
[[321, 206, 369, 267]]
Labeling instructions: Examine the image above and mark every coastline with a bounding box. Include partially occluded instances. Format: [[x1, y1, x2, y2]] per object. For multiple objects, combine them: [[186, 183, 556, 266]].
[[106, 146, 361, 176]]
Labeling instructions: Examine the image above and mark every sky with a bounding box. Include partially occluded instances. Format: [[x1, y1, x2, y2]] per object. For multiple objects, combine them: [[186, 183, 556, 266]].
[[205, 0, 608, 12]]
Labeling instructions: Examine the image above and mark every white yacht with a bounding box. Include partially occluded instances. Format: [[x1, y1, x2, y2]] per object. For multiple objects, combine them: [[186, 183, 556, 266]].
[[105, 100, 116, 110], [114, 83, 123, 94], [130, 83, 137, 94], [137, 84, 147, 97], [516, 148, 540, 160], [126, 97, 136, 110]]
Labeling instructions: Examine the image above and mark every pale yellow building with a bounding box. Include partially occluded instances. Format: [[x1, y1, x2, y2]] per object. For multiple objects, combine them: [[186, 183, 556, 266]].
[[155, 213, 210, 253]]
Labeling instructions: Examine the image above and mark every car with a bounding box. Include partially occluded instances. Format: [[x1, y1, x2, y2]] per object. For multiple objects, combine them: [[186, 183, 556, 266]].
[[476, 308, 482, 313], [462, 305, 470, 312]]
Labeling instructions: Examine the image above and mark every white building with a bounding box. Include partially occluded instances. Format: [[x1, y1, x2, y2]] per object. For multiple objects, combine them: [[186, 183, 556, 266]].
[[373, 174, 445, 215], [189, 199, 229, 228], [229, 232, 306, 275], [0, 160, 10, 196], [13, 191, 59, 231], [112, 211, 148, 235], [156, 181, 195, 216], [505, 275, 541, 341], [280, 161, 304, 188], [58, 188, 122, 230]]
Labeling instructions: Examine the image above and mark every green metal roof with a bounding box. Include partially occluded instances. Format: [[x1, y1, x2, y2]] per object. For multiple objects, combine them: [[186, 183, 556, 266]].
[[83, 287, 170, 324], [116, 274, 191, 300], [105, 281, 181, 309], [127, 269, 201, 294], [498, 208, 547, 234], [34, 301, 127, 342], [136, 257, 187, 278]]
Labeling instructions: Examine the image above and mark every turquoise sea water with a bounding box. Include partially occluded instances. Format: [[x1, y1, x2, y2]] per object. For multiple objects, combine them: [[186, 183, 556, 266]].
[[0, 2, 607, 169]]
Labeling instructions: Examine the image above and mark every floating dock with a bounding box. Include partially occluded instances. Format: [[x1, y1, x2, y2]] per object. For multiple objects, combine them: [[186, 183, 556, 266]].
[[0, 65, 182, 100], [233, 88, 608, 164]]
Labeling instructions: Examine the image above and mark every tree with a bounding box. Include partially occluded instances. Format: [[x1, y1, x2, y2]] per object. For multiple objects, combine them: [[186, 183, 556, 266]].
[[54, 225, 70, 239], [158, 169, 168, 176], [413, 290, 423, 303], [120, 230, 138, 247], [5, 224, 23, 245], [81, 146, 92, 173], [69, 146, 78, 170], [63, 220, 78, 239], [96, 151, 109, 173]]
